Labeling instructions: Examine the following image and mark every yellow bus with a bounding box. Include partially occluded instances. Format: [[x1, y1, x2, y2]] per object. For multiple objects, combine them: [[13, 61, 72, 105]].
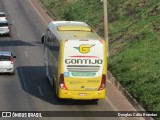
[[41, 21, 107, 101]]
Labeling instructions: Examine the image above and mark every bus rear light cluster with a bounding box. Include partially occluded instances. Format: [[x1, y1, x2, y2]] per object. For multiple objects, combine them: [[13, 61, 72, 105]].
[[98, 74, 106, 90], [59, 74, 68, 90]]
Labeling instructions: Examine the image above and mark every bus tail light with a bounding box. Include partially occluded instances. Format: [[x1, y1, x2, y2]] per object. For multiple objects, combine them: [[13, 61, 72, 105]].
[[59, 74, 67, 90], [98, 74, 106, 90]]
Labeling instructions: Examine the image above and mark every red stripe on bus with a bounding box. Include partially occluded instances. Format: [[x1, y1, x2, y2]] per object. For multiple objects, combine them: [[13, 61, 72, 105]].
[[69, 56, 98, 58]]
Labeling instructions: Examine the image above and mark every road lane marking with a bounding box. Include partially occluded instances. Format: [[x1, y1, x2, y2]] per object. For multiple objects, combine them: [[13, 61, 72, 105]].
[[38, 86, 43, 96], [106, 98, 126, 120], [107, 80, 112, 84], [12, 20, 15, 24], [19, 68, 28, 92], [106, 98, 118, 111], [17, 33, 21, 38], [28, 0, 48, 25], [25, 50, 28, 58]]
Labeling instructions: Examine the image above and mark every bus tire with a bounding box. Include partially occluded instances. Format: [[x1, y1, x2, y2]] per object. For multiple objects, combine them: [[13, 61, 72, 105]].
[[46, 76, 50, 83], [54, 93, 61, 101]]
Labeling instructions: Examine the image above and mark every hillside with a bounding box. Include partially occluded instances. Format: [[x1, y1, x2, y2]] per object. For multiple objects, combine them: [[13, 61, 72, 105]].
[[39, 0, 160, 119]]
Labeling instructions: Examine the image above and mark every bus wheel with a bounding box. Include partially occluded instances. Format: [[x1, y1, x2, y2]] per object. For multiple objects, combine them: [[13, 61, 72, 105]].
[[53, 79, 57, 95], [54, 92, 60, 101], [46, 76, 50, 83]]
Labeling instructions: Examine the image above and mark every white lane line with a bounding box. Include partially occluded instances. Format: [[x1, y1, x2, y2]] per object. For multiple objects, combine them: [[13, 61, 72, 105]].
[[25, 50, 28, 58], [37, 86, 43, 96], [19, 68, 28, 92], [17, 33, 21, 38], [28, 0, 48, 25], [106, 98, 118, 111], [12, 20, 15, 24], [107, 80, 112, 84], [106, 98, 126, 120]]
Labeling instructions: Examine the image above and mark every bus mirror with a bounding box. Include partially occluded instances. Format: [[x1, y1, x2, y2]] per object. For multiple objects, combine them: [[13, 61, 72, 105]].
[[41, 33, 46, 44], [46, 28, 49, 31]]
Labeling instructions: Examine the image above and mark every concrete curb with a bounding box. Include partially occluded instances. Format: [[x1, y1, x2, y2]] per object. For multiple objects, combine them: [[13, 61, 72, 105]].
[[37, 0, 56, 20], [108, 71, 155, 120]]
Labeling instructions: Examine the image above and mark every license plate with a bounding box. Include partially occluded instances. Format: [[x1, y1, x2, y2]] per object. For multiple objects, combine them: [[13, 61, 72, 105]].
[[79, 93, 87, 96]]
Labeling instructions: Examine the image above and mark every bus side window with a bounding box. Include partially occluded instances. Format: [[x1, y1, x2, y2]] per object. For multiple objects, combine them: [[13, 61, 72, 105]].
[[48, 35, 52, 42], [50, 34, 60, 51], [45, 28, 50, 44], [47, 31, 52, 44], [46, 28, 49, 32], [50, 34, 56, 45], [52, 34, 56, 43], [54, 37, 60, 46]]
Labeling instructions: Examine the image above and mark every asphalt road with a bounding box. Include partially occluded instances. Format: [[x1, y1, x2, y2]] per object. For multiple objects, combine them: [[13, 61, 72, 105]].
[[0, 0, 145, 120]]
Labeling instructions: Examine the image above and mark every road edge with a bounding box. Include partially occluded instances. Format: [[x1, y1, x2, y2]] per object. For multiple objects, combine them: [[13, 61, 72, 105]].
[[36, 0, 55, 20]]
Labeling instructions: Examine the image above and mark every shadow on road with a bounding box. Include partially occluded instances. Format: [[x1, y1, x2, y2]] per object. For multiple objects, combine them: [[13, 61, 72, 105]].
[[17, 66, 98, 105], [0, 39, 36, 47]]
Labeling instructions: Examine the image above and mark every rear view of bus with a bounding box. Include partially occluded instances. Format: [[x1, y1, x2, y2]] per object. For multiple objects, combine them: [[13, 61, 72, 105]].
[[58, 39, 107, 100]]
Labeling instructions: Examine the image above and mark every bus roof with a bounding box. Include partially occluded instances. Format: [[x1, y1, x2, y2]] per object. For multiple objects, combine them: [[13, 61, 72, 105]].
[[50, 21, 89, 27], [48, 21, 102, 41]]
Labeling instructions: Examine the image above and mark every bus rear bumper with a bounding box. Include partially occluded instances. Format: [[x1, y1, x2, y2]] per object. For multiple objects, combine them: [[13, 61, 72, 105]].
[[57, 89, 106, 100]]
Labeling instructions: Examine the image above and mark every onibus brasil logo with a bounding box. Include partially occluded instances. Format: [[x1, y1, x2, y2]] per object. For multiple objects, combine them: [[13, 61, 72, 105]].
[[74, 44, 95, 54]]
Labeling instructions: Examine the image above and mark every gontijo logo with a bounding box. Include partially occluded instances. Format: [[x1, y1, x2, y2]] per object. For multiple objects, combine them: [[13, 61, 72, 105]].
[[74, 44, 95, 54]]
